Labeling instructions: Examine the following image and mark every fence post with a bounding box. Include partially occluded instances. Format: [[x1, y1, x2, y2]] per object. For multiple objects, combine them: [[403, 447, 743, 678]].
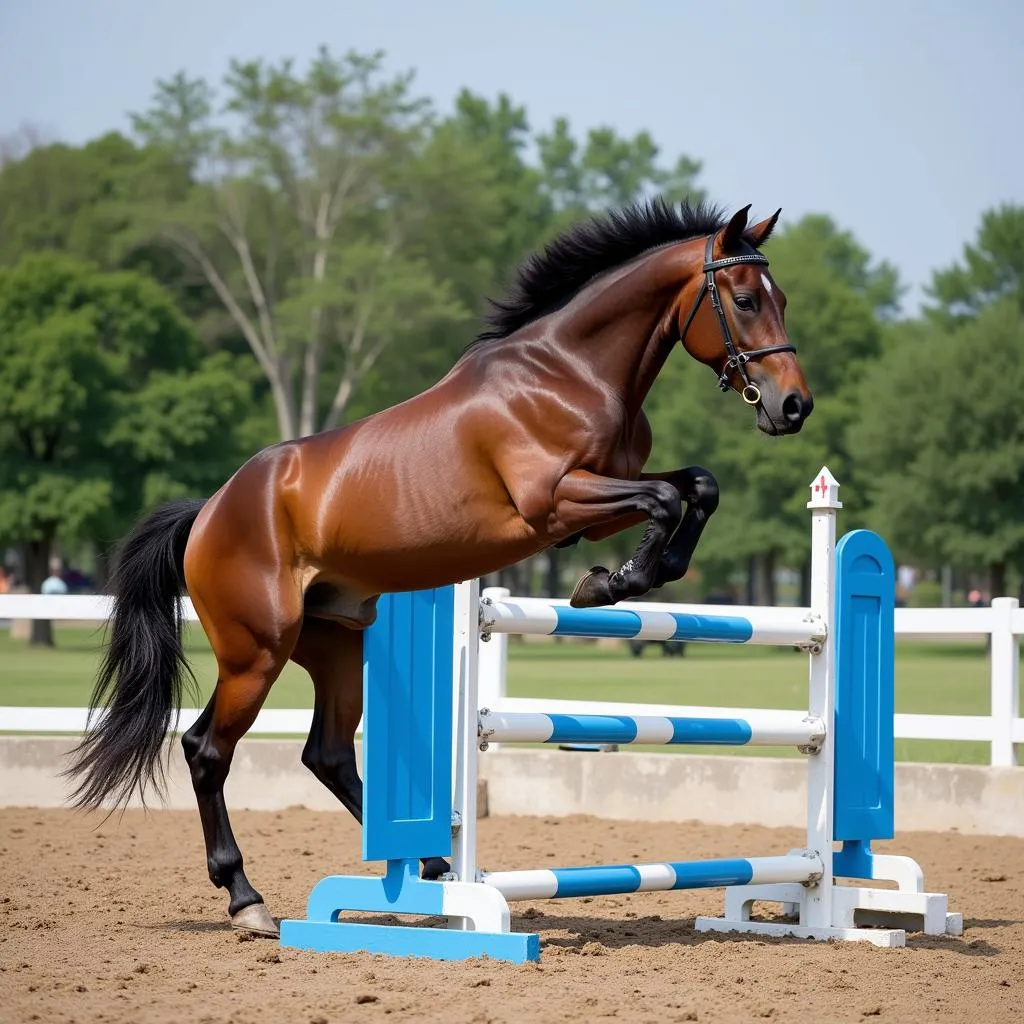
[[990, 597, 1020, 767], [803, 467, 841, 929]]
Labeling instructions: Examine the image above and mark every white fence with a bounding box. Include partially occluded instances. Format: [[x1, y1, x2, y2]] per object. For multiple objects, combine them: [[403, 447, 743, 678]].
[[1, 592, 1021, 766]]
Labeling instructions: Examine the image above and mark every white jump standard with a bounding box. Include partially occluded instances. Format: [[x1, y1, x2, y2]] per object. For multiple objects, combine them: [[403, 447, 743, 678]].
[[280, 467, 962, 962]]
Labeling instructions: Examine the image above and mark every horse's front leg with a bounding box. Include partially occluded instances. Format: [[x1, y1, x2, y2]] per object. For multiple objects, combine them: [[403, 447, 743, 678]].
[[550, 466, 720, 593], [550, 470, 683, 608], [644, 466, 719, 588]]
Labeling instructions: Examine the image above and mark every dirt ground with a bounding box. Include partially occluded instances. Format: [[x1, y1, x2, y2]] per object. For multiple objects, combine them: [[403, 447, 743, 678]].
[[1, 807, 1021, 1024]]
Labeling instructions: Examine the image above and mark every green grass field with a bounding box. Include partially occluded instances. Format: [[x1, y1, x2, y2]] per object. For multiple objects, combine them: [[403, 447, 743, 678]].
[[1, 624, 1018, 764]]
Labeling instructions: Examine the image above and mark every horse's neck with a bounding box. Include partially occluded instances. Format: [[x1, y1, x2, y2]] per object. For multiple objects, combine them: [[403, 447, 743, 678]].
[[553, 248, 691, 414]]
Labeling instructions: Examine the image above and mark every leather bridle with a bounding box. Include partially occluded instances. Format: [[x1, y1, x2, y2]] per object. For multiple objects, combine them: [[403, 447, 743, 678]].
[[678, 233, 796, 406]]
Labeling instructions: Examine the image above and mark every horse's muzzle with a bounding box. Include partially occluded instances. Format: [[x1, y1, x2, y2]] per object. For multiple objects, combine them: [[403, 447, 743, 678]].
[[759, 390, 813, 435]]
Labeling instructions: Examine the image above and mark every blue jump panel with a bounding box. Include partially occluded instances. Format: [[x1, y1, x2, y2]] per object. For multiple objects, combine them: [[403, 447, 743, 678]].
[[362, 587, 456, 863], [832, 530, 895, 842]]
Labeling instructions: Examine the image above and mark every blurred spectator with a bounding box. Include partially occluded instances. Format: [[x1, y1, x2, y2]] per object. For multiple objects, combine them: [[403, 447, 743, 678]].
[[41, 557, 68, 595], [62, 567, 94, 593]]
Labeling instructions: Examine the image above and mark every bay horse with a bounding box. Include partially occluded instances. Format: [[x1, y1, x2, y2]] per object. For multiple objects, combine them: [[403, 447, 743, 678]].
[[65, 199, 813, 936]]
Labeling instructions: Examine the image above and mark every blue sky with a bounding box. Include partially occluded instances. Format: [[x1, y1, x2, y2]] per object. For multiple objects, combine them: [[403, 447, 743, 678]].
[[1, 0, 1021, 312]]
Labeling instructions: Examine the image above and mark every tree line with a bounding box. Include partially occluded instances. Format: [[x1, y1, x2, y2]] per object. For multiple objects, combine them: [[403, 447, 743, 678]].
[[2, 46, 1022, 623]]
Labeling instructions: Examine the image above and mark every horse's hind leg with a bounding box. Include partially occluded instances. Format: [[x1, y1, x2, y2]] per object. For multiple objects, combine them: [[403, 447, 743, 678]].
[[290, 617, 450, 880], [181, 583, 303, 937]]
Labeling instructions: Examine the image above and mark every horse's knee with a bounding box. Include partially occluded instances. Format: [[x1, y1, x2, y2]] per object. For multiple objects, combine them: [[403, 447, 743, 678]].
[[645, 480, 683, 525], [686, 468, 719, 515]]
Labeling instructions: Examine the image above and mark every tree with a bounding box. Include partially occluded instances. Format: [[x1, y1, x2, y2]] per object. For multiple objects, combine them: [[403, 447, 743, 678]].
[[927, 204, 1024, 324], [0, 123, 50, 170], [849, 300, 1024, 596], [536, 118, 704, 235], [537, 118, 703, 213], [352, 90, 554, 419], [446, 90, 551, 287], [130, 48, 472, 441], [0, 132, 193, 270], [0, 253, 253, 644]]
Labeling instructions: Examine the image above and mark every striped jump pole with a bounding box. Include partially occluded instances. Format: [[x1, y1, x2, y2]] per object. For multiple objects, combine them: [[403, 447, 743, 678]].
[[482, 853, 823, 902], [477, 709, 825, 748], [479, 596, 824, 647]]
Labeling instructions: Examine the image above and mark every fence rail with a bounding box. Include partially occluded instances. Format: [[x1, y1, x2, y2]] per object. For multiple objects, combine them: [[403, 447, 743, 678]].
[[0, 593, 1020, 766]]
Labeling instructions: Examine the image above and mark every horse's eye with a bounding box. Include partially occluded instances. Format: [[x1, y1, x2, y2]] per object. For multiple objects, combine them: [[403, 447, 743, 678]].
[[734, 295, 756, 312]]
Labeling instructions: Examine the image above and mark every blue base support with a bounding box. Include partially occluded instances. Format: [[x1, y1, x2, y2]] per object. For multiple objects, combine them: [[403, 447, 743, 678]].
[[281, 919, 540, 963], [280, 859, 539, 963]]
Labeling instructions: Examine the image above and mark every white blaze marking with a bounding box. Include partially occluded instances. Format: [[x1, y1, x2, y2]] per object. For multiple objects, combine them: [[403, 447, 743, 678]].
[[760, 272, 773, 295]]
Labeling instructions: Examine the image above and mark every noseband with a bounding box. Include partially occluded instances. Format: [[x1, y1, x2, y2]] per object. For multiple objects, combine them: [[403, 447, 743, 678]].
[[678, 233, 796, 406]]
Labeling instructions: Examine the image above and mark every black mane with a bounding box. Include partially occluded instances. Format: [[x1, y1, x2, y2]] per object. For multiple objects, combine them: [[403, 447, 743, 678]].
[[473, 197, 730, 345]]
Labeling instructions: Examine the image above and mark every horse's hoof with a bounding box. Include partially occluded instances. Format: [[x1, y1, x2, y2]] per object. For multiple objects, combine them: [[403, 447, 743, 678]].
[[570, 566, 614, 608], [231, 902, 279, 938]]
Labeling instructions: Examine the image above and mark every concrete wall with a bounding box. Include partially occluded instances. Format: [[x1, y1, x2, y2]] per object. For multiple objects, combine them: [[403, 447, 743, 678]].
[[482, 748, 1024, 837], [0, 736, 349, 812], [2, 737, 1021, 837]]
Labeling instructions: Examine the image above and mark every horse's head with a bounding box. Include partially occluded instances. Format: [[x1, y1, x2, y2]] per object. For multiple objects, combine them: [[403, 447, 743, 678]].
[[675, 206, 812, 436]]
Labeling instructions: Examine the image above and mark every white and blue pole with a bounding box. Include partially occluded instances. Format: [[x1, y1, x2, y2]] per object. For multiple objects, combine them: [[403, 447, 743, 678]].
[[483, 853, 823, 902], [478, 709, 824, 748], [480, 597, 823, 647]]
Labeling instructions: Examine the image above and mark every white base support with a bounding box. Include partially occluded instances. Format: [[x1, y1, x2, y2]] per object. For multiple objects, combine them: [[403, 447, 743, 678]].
[[694, 915, 907, 948], [831, 886, 963, 937], [442, 879, 515, 934], [696, 879, 962, 947]]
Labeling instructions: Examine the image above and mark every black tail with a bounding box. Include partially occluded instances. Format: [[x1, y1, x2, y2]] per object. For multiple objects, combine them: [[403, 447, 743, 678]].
[[64, 498, 208, 810]]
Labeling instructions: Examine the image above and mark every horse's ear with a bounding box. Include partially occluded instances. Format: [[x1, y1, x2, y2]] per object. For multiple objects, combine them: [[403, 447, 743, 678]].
[[747, 208, 782, 248], [721, 204, 752, 251]]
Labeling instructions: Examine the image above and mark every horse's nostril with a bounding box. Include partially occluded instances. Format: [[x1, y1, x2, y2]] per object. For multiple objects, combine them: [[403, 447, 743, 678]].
[[782, 392, 804, 424]]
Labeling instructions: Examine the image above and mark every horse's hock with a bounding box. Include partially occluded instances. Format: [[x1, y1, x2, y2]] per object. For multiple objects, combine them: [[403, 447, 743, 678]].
[[278, 467, 962, 963]]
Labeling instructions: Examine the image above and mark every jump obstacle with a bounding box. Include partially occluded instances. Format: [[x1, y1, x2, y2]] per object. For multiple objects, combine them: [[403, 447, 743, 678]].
[[279, 468, 962, 962]]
